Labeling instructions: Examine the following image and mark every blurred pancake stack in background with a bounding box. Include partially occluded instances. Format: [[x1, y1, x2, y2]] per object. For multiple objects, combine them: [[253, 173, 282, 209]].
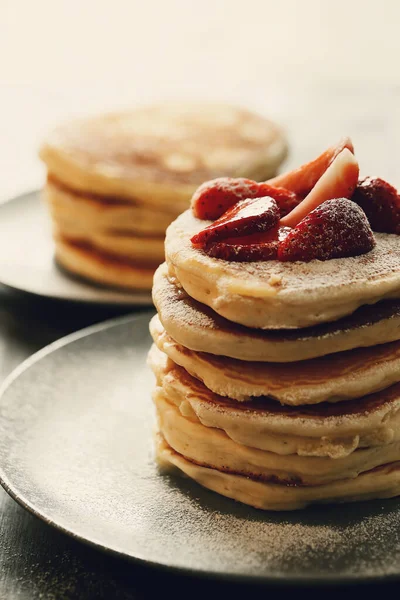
[[39, 104, 287, 292]]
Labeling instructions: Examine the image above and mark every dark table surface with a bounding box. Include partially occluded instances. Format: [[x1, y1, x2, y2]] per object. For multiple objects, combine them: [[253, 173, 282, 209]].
[[1, 83, 400, 598]]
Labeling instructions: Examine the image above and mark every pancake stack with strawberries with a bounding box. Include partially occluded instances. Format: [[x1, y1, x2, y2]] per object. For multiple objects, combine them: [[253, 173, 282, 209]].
[[39, 104, 287, 291], [148, 138, 400, 510]]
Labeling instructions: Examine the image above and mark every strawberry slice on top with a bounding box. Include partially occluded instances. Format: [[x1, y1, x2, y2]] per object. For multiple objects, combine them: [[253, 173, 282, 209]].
[[191, 177, 300, 221], [278, 198, 375, 262], [190, 139, 355, 223], [204, 227, 291, 262], [191, 196, 280, 247], [188, 136, 390, 264], [266, 136, 354, 196], [352, 177, 400, 234], [281, 148, 359, 228]]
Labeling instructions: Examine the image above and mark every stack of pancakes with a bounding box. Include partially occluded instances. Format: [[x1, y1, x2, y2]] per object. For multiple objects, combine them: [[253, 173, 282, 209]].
[[148, 208, 400, 510], [39, 104, 287, 291]]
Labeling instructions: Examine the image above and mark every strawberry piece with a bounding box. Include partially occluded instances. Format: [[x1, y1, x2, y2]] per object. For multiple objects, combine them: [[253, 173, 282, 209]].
[[281, 149, 359, 228], [204, 227, 291, 262], [352, 177, 400, 234], [221, 226, 280, 245], [267, 186, 300, 217], [267, 137, 354, 196], [191, 177, 300, 220], [191, 178, 261, 220], [278, 198, 375, 262], [191, 196, 279, 247], [205, 240, 279, 262]]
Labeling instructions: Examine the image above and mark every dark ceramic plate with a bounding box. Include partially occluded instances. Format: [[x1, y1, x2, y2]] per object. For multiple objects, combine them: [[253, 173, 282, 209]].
[[0, 191, 152, 305], [0, 312, 399, 585]]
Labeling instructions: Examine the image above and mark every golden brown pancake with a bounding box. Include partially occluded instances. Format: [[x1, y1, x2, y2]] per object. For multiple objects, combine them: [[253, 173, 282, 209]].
[[55, 237, 155, 290], [44, 178, 174, 236], [154, 389, 400, 486], [39, 104, 287, 211], [53, 226, 164, 264], [153, 263, 400, 362], [148, 345, 400, 459], [150, 315, 400, 405], [165, 210, 400, 329], [157, 434, 400, 511]]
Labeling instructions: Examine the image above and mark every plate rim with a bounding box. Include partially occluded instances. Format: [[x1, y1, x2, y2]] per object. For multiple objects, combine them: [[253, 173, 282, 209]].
[[0, 189, 153, 307], [0, 312, 399, 586]]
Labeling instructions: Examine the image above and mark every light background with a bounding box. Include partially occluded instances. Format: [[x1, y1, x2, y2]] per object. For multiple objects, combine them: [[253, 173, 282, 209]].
[[1, 0, 400, 200]]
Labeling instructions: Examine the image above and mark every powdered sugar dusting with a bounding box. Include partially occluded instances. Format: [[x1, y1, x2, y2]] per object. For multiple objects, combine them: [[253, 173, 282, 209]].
[[154, 267, 218, 331], [153, 472, 400, 580]]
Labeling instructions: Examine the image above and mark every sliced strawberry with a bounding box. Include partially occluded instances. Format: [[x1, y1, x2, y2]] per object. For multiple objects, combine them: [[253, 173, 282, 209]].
[[352, 177, 400, 234], [221, 226, 280, 245], [278, 198, 375, 262], [205, 240, 279, 262], [267, 137, 354, 196], [204, 227, 291, 262], [191, 177, 300, 220], [267, 186, 300, 217], [280, 149, 359, 228], [191, 178, 261, 220], [191, 196, 279, 247]]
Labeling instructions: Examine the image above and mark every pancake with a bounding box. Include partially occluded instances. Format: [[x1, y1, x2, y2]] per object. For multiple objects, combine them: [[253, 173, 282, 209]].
[[44, 179, 174, 236], [155, 390, 400, 486], [148, 345, 400, 459], [53, 227, 164, 264], [165, 210, 400, 329], [150, 315, 400, 405], [153, 263, 400, 362], [156, 434, 400, 511], [39, 103, 288, 212], [55, 237, 155, 290]]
